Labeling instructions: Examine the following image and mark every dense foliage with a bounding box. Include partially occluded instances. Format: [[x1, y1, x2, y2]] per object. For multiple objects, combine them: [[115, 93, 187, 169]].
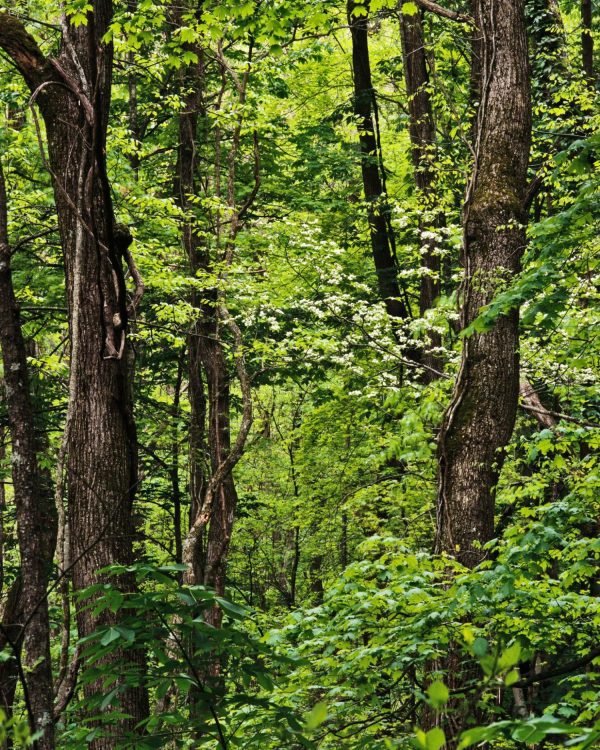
[[0, 0, 598, 748]]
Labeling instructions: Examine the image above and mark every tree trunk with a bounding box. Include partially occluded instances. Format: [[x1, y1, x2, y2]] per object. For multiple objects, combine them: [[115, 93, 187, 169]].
[[171, 349, 185, 568], [171, 11, 250, 612], [435, 0, 531, 568], [399, 8, 443, 379], [170, 29, 212, 587], [581, 0, 594, 82], [0, 158, 57, 747], [0, 578, 23, 728], [201, 339, 238, 611], [0, 9, 149, 745], [347, 0, 413, 328]]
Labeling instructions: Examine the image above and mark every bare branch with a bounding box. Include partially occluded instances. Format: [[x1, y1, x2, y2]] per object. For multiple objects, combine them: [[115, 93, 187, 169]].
[[519, 379, 558, 430]]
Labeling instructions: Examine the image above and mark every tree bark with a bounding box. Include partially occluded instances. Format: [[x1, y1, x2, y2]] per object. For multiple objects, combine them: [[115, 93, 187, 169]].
[[172, 10, 253, 611], [399, 8, 443, 379], [0, 157, 57, 747], [581, 0, 594, 83], [347, 0, 413, 329], [170, 25, 212, 587], [0, 577, 23, 727], [0, 9, 149, 745], [435, 0, 531, 568], [178, 79, 240, 610], [171, 349, 185, 568]]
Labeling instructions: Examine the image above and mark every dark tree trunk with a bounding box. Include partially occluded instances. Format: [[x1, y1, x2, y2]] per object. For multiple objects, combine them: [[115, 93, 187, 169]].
[[0, 9, 149, 745], [0, 160, 57, 747], [0, 578, 23, 726], [188, 329, 208, 579], [581, 0, 594, 82], [171, 349, 185, 568], [0, 426, 5, 595], [435, 0, 531, 568], [309, 555, 324, 605], [201, 339, 238, 610], [399, 8, 443, 379], [347, 0, 413, 328]]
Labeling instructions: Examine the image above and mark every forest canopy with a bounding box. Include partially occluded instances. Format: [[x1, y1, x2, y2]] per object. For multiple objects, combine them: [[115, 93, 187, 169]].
[[0, 0, 598, 748]]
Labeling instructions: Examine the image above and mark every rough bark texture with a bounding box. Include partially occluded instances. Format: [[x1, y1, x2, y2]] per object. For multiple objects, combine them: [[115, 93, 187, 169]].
[[400, 8, 443, 379], [0, 159, 57, 746], [348, 0, 412, 326], [435, 0, 531, 568], [0, 9, 149, 745]]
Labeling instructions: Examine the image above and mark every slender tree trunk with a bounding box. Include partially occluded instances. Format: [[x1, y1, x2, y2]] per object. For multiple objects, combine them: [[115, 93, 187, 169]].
[[127, 0, 140, 176], [0, 577, 23, 726], [400, 8, 443, 379], [172, 11, 251, 614], [347, 0, 413, 328], [171, 350, 185, 568], [171, 28, 212, 586], [0, 159, 57, 747], [0, 427, 5, 596], [0, 9, 149, 745], [435, 0, 531, 568], [188, 330, 208, 577], [201, 340, 238, 612], [581, 0, 594, 82]]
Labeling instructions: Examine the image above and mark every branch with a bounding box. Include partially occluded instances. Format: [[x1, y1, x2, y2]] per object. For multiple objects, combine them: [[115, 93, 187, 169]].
[[519, 381, 597, 430], [511, 646, 600, 689], [0, 12, 52, 91], [523, 171, 544, 213], [237, 130, 261, 222], [182, 309, 253, 583], [519, 380, 557, 430], [53, 646, 80, 720], [400, 0, 473, 23]]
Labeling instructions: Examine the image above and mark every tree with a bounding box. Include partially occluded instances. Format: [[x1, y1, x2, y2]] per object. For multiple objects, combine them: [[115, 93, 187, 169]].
[[0, 159, 56, 746], [170, 4, 253, 618], [435, 0, 531, 566], [0, 7, 148, 744], [581, 0, 594, 82], [347, 0, 413, 329], [399, 4, 445, 378]]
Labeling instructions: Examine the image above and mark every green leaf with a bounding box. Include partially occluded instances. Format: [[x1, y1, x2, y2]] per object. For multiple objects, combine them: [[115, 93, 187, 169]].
[[458, 725, 500, 749], [498, 642, 521, 670], [100, 688, 119, 710], [305, 702, 327, 731], [116, 626, 136, 644], [504, 669, 520, 686], [100, 628, 121, 646], [426, 727, 446, 750], [402, 1, 419, 14], [214, 597, 248, 619], [427, 681, 449, 708]]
